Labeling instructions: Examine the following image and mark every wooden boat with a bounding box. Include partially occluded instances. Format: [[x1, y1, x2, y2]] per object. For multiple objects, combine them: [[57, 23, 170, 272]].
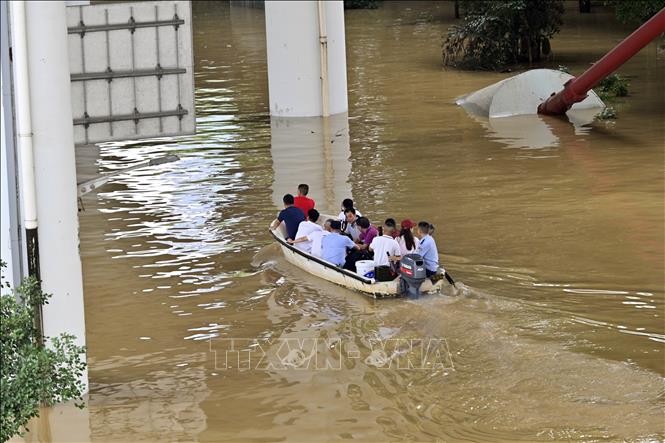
[[269, 217, 445, 298]]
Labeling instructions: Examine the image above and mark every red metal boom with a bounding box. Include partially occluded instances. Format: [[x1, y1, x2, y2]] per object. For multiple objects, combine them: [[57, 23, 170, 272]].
[[538, 7, 665, 115]]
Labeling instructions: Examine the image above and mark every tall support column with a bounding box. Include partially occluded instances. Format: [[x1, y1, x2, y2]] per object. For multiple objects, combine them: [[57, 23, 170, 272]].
[[265, 1, 348, 117], [24, 1, 88, 390]]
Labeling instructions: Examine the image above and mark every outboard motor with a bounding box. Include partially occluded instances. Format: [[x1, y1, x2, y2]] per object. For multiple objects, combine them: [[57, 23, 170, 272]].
[[399, 254, 427, 298]]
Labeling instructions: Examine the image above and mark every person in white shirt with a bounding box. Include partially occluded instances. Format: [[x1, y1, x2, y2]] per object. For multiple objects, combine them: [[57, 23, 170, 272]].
[[307, 219, 333, 258], [338, 198, 362, 221], [369, 219, 401, 267], [288, 209, 323, 253], [397, 219, 420, 256]]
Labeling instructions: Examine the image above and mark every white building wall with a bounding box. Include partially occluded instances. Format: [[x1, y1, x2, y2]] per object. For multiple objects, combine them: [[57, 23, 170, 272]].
[[0, 0, 22, 289], [0, 70, 18, 287], [265, 1, 348, 117]]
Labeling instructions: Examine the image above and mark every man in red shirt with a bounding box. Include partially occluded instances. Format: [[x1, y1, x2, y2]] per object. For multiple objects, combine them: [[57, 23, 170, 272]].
[[294, 183, 315, 218]]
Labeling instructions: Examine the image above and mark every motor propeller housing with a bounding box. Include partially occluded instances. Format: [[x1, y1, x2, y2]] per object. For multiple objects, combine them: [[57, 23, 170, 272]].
[[399, 254, 428, 298]]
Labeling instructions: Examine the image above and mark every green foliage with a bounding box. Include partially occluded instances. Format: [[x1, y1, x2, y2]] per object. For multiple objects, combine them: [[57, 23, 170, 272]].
[[605, 0, 665, 24], [597, 73, 630, 99], [442, 0, 565, 71], [596, 106, 617, 120], [344, 0, 381, 9], [0, 262, 86, 442]]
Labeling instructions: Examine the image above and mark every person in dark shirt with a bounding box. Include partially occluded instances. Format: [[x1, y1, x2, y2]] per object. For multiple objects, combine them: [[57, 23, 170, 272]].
[[270, 194, 306, 240], [294, 183, 315, 218]]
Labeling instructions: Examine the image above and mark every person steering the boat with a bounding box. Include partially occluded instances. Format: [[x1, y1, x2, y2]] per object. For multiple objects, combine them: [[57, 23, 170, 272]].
[[270, 194, 306, 241], [415, 221, 439, 278], [321, 220, 359, 267]]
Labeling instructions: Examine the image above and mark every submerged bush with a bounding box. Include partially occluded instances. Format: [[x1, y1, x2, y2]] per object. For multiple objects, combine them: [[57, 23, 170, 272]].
[[0, 262, 86, 441], [597, 73, 630, 98], [596, 106, 617, 120], [442, 0, 565, 71]]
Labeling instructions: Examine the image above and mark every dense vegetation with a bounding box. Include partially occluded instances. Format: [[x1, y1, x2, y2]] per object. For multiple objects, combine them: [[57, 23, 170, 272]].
[[606, 0, 665, 24], [442, 0, 565, 71], [0, 264, 86, 441], [344, 0, 381, 9], [596, 73, 630, 99]]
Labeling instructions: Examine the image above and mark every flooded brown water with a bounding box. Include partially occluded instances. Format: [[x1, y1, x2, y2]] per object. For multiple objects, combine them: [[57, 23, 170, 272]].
[[22, 2, 665, 442]]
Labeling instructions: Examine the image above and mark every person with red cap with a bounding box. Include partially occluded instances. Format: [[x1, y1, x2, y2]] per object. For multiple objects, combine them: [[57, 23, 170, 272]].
[[398, 219, 420, 256]]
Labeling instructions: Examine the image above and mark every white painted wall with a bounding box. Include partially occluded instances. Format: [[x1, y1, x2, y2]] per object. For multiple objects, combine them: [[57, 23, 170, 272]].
[[1, 0, 22, 290], [24, 1, 88, 390], [265, 1, 348, 117], [0, 67, 18, 288]]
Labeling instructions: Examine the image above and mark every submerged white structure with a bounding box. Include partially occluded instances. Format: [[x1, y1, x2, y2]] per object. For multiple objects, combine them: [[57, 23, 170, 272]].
[[457, 69, 605, 119]]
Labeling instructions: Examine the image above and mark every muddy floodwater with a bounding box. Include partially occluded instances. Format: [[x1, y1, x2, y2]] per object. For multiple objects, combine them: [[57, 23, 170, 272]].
[[23, 2, 665, 442]]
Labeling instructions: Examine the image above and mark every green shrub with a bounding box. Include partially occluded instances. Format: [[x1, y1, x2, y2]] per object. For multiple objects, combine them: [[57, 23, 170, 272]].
[[605, 0, 665, 24], [597, 73, 630, 99], [0, 262, 86, 441], [596, 106, 617, 120], [442, 0, 565, 71]]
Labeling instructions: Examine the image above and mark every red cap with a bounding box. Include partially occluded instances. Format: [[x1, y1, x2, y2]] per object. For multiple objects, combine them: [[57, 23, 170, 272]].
[[401, 219, 415, 229]]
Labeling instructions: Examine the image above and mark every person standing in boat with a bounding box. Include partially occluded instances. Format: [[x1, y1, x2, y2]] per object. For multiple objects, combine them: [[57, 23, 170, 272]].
[[397, 219, 420, 256], [415, 221, 439, 277], [288, 209, 323, 253], [338, 198, 362, 221], [294, 183, 315, 218], [270, 194, 306, 241], [321, 220, 359, 267]]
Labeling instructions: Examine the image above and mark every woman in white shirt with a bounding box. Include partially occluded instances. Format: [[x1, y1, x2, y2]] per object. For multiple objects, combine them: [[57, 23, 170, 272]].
[[397, 219, 420, 256]]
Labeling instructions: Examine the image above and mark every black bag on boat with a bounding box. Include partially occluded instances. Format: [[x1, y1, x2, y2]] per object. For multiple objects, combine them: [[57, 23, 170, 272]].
[[374, 265, 396, 282]]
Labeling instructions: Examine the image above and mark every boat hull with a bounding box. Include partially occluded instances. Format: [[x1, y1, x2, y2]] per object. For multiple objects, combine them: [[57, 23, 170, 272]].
[[269, 219, 443, 298]]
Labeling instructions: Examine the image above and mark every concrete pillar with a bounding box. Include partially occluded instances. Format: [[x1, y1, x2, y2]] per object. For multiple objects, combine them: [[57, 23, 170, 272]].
[[270, 113, 352, 214], [265, 1, 348, 117], [25, 1, 88, 390]]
